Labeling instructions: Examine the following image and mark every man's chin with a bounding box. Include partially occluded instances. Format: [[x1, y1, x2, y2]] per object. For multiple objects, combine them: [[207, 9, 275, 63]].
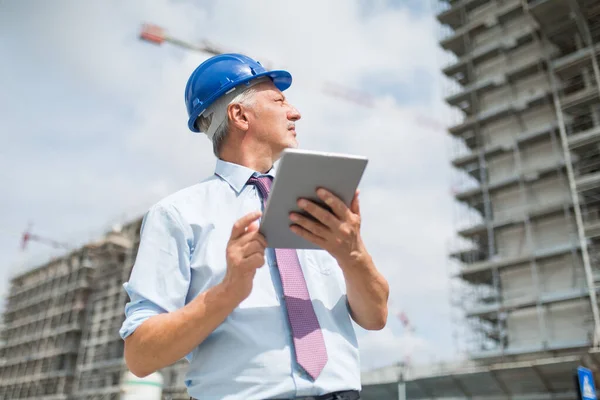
[[273, 141, 299, 161], [281, 140, 298, 151]]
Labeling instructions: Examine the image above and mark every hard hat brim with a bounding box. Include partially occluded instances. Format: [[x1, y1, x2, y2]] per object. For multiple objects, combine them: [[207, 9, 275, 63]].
[[188, 70, 292, 133]]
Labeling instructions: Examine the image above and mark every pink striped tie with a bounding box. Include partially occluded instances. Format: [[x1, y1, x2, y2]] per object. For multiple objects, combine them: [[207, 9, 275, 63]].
[[248, 175, 328, 380]]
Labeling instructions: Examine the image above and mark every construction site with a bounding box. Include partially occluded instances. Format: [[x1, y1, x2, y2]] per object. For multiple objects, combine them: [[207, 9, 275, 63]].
[[444, 0, 600, 364], [376, 0, 600, 397], [0, 218, 190, 400], [359, 0, 600, 397], [1, 0, 600, 399]]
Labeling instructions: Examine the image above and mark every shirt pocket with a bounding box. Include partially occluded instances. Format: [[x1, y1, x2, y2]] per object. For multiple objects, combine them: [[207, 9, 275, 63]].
[[303, 250, 333, 275]]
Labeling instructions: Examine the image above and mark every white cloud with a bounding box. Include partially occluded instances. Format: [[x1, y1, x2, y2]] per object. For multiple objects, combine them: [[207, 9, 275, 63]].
[[358, 326, 432, 371], [0, 0, 458, 370]]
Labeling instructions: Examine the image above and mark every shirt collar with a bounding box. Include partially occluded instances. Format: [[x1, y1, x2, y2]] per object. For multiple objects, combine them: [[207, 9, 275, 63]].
[[214, 159, 277, 194]]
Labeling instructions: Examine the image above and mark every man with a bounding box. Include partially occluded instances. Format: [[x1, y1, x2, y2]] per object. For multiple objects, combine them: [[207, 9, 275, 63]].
[[119, 53, 389, 400]]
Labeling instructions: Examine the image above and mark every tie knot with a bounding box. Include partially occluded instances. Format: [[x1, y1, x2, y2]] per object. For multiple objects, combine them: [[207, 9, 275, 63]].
[[247, 175, 272, 200]]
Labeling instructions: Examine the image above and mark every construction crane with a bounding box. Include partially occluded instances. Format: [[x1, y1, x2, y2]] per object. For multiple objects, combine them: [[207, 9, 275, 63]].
[[138, 23, 447, 132], [397, 310, 416, 334], [20, 223, 71, 251], [139, 23, 229, 57], [384, 302, 418, 368]]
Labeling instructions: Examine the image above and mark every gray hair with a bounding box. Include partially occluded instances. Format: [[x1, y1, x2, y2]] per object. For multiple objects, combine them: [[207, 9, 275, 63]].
[[197, 83, 263, 157]]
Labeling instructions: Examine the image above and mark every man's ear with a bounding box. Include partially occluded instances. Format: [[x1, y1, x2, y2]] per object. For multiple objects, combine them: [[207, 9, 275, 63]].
[[228, 103, 249, 132]]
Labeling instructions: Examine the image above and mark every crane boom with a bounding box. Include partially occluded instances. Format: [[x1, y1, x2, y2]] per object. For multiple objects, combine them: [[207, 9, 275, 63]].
[[138, 22, 447, 133]]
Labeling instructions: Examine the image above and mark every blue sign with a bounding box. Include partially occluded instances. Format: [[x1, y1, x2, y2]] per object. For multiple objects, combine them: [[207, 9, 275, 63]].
[[578, 366, 597, 400]]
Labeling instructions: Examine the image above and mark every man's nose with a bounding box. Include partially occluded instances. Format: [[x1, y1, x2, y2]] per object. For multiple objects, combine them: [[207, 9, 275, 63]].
[[288, 106, 301, 121]]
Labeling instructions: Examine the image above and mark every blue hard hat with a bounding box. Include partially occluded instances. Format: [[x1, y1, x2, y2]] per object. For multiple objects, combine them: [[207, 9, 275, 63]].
[[184, 53, 292, 132]]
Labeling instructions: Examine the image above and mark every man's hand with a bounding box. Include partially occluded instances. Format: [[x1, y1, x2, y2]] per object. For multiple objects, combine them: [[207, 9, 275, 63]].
[[289, 189, 365, 267], [222, 211, 267, 301], [289, 189, 389, 330], [124, 210, 267, 378]]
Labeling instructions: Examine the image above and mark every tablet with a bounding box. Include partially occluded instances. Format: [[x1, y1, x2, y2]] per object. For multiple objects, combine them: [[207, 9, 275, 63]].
[[260, 148, 368, 249]]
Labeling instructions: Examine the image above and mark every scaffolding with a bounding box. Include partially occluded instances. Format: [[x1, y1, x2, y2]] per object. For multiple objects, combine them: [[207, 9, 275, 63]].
[[437, 0, 600, 364], [0, 219, 191, 400], [69, 228, 134, 400], [0, 247, 94, 399]]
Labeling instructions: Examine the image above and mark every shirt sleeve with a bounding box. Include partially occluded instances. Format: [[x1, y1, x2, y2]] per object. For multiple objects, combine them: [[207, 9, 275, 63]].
[[119, 203, 191, 340]]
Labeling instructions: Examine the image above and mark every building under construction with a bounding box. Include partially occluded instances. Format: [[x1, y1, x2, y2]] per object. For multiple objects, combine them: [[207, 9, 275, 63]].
[[358, 0, 600, 398], [441, 0, 600, 363], [0, 219, 189, 400], [358, 0, 599, 398]]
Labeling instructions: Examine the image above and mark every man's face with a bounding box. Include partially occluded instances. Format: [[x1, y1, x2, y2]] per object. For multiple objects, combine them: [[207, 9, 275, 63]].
[[246, 81, 302, 155]]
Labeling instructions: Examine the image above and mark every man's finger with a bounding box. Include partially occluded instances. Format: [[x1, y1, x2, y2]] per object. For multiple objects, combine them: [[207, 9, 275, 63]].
[[230, 211, 262, 239], [316, 189, 349, 219], [236, 231, 267, 248], [290, 225, 327, 249], [297, 198, 341, 230], [251, 232, 268, 248], [246, 221, 260, 233], [350, 190, 360, 215], [243, 241, 266, 257], [290, 213, 329, 241], [245, 253, 266, 269]]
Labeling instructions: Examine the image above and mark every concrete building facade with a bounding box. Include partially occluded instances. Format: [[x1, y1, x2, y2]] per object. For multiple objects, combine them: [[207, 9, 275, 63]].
[[357, 1, 600, 398], [439, 0, 600, 364], [0, 220, 189, 400]]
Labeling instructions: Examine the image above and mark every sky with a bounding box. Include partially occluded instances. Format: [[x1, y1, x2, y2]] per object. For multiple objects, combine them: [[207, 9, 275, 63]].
[[0, 0, 463, 371]]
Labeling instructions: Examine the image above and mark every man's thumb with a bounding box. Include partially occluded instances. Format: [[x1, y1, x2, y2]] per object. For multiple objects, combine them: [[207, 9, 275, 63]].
[[351, 189, 361, 214]]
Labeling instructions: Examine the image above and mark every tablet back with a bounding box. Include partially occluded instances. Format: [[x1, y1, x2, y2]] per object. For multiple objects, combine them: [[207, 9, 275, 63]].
[[260, 148, 368, 249]]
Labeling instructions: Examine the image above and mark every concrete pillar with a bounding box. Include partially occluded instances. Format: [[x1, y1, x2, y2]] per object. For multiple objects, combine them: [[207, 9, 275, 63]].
[[592, 105, 600, 127], [398, 382, 406, 400]]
